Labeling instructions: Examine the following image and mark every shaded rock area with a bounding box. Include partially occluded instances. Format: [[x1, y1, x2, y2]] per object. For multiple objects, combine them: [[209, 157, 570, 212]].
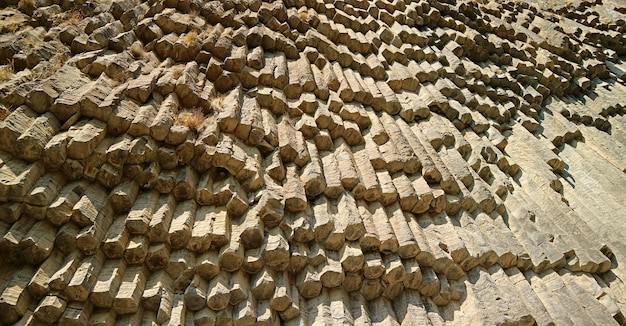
[[0, 0, 625, 324]]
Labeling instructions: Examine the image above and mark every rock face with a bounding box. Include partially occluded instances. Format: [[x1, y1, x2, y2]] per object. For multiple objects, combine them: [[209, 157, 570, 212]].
[[0, 0, 625, 324]]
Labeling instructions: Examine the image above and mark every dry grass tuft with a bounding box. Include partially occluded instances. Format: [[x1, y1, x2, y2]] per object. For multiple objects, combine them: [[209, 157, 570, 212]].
[[5, 22, 24, 33], [184, 31, 198, 45], [0, 105, 10, 121], [298, 12, 309, 20], [210, 94, 224, 113], [53, 10, 84, 27], [65, 10, 84, 25], [51, 53, 69, 71], [199, 26, 213, 40], [130, 44, 146, 59], [0, 59, 15, 82], [172, 68, 184, 79], [175, 107, 205, 131]]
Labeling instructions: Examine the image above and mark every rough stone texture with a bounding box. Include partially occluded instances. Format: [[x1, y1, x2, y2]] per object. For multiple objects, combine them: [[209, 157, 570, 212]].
[[0, 0, 625, 324]]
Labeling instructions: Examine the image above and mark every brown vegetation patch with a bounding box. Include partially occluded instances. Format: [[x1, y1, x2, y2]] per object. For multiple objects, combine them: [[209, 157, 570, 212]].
[[53, 10, 84, 27], [184, 31, 198, 45], [0, 105, 10, 121], [172, 68, 184, 79], [210, 94, 224, 113], [0, 59, 15, 82], [198, 26, 213, 40], [130, 44, 147, 59], [175, 107, 205, 131]]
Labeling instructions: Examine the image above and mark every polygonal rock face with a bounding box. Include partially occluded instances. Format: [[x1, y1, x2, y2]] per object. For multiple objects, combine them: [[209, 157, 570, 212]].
[[0, 0, 625, 324]]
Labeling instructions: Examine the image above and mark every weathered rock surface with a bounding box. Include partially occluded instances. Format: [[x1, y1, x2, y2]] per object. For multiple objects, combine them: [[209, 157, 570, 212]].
[[0, 0, 625, 324]]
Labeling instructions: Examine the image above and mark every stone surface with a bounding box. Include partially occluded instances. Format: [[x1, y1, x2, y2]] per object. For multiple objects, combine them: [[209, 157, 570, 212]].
[[0, 0, 625, 325]]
